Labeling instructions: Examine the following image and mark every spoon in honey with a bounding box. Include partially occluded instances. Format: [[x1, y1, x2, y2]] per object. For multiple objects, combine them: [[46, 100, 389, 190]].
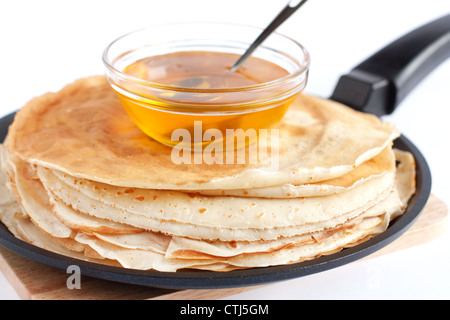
[[230, 0, 309, 72], [174, 0, 309, 88]]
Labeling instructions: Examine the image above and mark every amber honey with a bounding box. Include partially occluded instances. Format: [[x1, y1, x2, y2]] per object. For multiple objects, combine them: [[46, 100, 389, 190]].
[[104, 24, 310, 150], [115, 51, 297, 149]]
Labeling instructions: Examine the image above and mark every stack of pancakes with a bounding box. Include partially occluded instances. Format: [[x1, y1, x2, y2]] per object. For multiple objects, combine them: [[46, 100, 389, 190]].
[[0, 76, 415, 272]]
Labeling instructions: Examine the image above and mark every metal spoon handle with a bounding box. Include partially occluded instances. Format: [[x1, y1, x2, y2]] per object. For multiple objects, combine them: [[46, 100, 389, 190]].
[[230, 0, 309, 72]]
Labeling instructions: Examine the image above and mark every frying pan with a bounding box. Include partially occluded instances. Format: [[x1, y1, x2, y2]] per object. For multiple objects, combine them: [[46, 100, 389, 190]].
[[0, 14, 448, 290]]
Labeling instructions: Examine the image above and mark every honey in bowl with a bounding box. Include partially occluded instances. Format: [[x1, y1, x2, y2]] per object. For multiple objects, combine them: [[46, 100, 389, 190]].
[[103, 23, 310, 150], [120, 51, 293, 148]]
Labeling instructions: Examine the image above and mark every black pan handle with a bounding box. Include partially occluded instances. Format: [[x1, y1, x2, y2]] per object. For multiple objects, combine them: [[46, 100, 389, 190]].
[[330, 13, 450, 116]]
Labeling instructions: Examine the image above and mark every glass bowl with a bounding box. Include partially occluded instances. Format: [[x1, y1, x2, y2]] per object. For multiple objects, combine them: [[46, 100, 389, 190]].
[[103, 22, 310, 150]]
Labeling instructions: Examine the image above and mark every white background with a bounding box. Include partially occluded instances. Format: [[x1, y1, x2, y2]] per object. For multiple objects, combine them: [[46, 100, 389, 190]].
[[0, 0, 449, 300]]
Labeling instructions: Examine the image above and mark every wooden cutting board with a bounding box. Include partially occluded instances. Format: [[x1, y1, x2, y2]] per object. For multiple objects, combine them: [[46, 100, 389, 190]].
[[0, 194, 447, 300]]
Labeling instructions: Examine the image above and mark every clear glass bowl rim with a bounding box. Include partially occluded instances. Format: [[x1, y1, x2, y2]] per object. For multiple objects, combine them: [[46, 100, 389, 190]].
[[102, 21, 310, 93]]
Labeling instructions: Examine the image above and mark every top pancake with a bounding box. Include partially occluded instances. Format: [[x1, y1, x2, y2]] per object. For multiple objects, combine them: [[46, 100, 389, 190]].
[[6, 76, 400, 190]]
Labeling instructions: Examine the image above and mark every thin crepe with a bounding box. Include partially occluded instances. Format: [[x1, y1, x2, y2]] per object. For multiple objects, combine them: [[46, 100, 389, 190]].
[[0, 143, 416, 272], [192, 146, 396, 198], [6, 76, 400, 190], [36, 164, 395, 240]]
